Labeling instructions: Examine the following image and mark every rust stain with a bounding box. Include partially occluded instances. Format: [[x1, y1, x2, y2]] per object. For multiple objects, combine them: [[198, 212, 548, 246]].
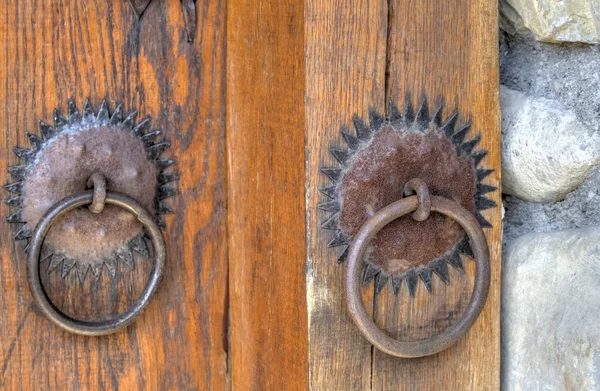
[[338, 125, 475, 274]]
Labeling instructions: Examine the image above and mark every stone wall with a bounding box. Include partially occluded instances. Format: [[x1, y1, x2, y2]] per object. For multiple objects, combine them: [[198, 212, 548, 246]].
[[499, 3, 600, 390]]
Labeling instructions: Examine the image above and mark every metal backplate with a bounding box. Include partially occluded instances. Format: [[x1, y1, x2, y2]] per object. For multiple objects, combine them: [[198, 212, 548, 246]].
[[318, 97, 497, 296], [5, 99, 177, 282]]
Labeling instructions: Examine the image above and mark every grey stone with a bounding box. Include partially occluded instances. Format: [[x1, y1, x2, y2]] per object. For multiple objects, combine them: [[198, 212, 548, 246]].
[[500, 34, 600, 128], [499, 0, 529, 36], [502, 228, 600, 390], [500, 86, 599, 203], [500, 31, 600, 246], [503, 166, 600, 244], [501, 0, 600, 43]]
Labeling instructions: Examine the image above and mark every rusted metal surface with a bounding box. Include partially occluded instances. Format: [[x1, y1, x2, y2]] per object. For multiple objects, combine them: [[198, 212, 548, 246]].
[[403, 178, 431, 222], [86, 172, 107, 214], [27, 191, 166, 336], [4, 99, 176, 281], [345, 179, 490, 357], [318, 100, 496, 295]]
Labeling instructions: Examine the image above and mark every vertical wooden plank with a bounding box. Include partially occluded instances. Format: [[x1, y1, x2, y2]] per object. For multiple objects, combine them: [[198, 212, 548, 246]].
[[372, 0, 501, 389], [0, 1, 229, 389], [226, 0, 309, 389], [305, 0, 388, 389]]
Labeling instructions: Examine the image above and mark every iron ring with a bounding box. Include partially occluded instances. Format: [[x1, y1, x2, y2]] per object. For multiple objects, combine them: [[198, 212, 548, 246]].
[[345, 195, 490, 357], [404, 178, 432, 222], [27, 191, 166, 336]]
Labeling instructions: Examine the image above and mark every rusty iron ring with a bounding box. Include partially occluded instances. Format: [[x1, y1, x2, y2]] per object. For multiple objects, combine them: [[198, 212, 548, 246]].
[[345, 187, 490, 358], [86, 172, 107, 214], [27, 191, 166, 336], [403, 178, 431, 222]]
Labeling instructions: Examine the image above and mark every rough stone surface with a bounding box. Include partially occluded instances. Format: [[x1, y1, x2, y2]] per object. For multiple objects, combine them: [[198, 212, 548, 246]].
[[503, 166, 600, 243], [500, 34, 600, 128], [502, 228, 600, 390], [500, 14, 600, 391], [500, 32, 600, 244], [500, 85, 599, 203], [500, 0, 600, 43]]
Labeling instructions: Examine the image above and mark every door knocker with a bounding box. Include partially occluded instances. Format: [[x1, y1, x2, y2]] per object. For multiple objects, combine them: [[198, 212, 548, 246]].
[[318, 96, 497, 357], [4, 99, 177, 335]]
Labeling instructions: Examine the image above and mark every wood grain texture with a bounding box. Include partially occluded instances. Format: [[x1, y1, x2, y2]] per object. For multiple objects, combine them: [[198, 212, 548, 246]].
[[226, 0, 309, 390], [372, 0, 501, 389], [305, 0, 388, 389], [0, 0, 500, 389], [0, 1, 228, 389], [306, 0, 501, 389]]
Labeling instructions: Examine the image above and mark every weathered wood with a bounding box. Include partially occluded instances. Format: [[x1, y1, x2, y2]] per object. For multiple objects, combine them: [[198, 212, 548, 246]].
[[226, 0, 309, 389], [371, 0, 501, 389], [0, 1, 228, 389], [305, 0, 388, 389], [1, 0, 500, 388], [306, 0, 501, 389]]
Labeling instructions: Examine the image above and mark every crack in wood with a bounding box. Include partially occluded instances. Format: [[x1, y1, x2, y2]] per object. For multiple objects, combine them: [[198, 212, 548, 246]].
[[384, 0, 395, 117], [128, 0, 197, 43]]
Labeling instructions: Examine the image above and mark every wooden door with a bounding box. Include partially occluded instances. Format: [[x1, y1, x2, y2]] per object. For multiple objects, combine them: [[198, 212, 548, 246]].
[[0, 1, 228, 389], [228, 0, 501, 389], [1, 0, 500, 390]]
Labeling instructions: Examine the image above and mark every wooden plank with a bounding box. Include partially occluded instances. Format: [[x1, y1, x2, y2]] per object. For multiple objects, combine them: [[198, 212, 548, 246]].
[[0, 1, 229, 389], [305, 0, 500, 389], [226, 0, 309, 389], [372, 0, 501, 389], [305, 0, 388, 389]]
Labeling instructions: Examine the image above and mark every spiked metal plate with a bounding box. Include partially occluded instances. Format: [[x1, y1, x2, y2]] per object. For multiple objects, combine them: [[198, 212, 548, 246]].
[[4, 99, 177, 282], [318, 96, 497, 296]]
